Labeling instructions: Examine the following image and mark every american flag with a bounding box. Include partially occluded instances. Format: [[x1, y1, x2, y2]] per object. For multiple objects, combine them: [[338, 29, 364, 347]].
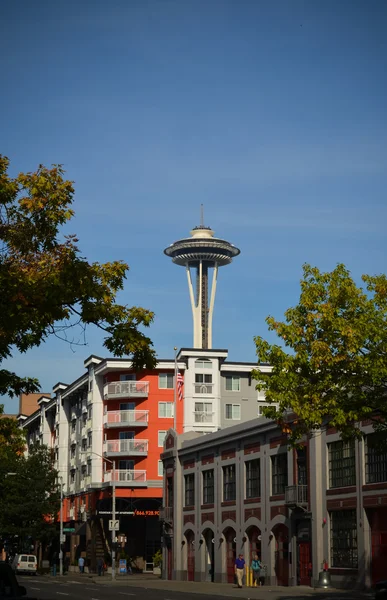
[[177, 372, 184, 401]]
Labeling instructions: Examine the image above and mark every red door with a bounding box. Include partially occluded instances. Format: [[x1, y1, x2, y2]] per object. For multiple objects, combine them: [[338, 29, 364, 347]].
[[274, 527, 289, 586], [187, 537, 195, 581], [372, 532, 387, 585], [226, 533, 236, 583], [298, 542, 311, 586]]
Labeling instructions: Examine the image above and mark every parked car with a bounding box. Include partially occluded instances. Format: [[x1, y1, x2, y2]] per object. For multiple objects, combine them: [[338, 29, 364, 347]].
[[11, 556, 37, 576], [0, 561, 37, 598], [375, 580, 387, 599]]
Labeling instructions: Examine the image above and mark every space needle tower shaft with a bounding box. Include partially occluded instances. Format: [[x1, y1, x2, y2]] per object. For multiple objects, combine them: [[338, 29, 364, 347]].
[[164, 208, 240, 349]]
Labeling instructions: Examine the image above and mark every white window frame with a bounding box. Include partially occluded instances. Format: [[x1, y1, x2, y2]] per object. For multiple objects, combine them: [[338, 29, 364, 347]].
[[158, 460, 163, 477], [159, 373, 174, 389], [225, 375, 240, 392], [158, 430, 167, 447], [158, 402, 174, 418], [225, 403, 241, 420], [257, 402, 271, 416], [195, 359, 212, 369]]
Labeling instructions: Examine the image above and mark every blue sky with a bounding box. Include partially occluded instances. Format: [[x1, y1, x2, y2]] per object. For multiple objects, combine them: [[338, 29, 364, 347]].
[[1, 0, 386, 412]]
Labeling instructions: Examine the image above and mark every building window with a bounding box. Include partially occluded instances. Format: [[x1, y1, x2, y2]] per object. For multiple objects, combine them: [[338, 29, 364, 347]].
[[271, 453, 288, 495], [195, 359, 212, 369], [159, 373, 174, 389], [203, 469, 214, 504], [71, 420, 76, 433], [81, 438, 87, 451], [88, 406, 92, 419], [195, 373, 212, 394], [257, 403, 271, 416], [328, 440, 356, 488], [70, 445, 76, 458], [225, 376, 240, 391], [225, 404, 241, 420], [223, 464, 236, 502], [158, 402, 174, 418], [70, 470, 75, 483], [366, 434, 387, 484], [158, 430, 167, 447], [184, 473, 195, 506], [81, 465, 87, 477], [330, 510, 358, 568], [87, 460, 91, 476], [120, 373, 135, 381], [87, 432, 92, 448], [246, 459, 260, 499], [158, 460, 163, 477], [194, 402, 213, 423], [89, 379, 93, 391]]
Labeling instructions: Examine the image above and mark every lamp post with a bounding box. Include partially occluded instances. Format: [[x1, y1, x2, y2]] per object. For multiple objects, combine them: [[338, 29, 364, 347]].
[[91, 452, 116, 580]]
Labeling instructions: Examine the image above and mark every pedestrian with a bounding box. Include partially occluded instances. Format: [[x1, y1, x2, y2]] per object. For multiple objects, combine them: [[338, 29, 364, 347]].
[[259, 562, 266, 586], [78, 556, 85, 574], [51, 552, 57, 577], [250, 553, 260, 587], [97, 557, 104, 576], [234, 553, 245, 588]]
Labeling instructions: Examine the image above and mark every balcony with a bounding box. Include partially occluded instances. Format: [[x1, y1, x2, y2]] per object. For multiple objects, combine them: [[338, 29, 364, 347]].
[[104, 469, 147, 487], [103, 438, 148, 456], [194, 411, 214, 423], [104, 410, 149, 428], [159, 506, 173, 523], [285, 485, 308, 508], [104, 381, 149, 400], [194, 383, 214, 395]]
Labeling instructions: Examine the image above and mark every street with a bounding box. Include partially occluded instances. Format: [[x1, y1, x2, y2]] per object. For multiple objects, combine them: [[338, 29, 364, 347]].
[[20, 574, 375, 600]]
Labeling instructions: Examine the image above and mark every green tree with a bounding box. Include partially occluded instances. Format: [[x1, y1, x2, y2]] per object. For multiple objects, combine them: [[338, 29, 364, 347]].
[[0, 444, 60, 548], [0, 156, 156, 402], [253, 263, 387, 444]]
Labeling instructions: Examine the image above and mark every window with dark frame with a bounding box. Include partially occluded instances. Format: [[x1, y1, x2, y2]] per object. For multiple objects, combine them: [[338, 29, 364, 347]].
[[225, 375, 240, 391], [330, 509, 358, 568], [184, 473, 195, 506], [203, 469, 214, 504], [366, 434, 387, 483], [246, 459, 260, 498], [223, 464, 236, 502], [328, 440, 356, 488], [271, 453, 288, 495]]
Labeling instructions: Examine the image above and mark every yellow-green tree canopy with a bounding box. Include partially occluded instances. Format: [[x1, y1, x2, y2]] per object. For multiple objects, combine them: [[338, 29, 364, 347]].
[[0, 156, 156, 400], [253, 263, 387, 444]]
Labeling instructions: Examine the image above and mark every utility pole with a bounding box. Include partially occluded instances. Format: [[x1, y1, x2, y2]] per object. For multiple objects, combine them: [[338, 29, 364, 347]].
[[59, 476, 64, 576], [111, 460, 116, 581]]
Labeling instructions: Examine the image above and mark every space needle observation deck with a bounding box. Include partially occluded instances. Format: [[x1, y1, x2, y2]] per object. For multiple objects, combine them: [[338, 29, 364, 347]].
[[164, 212, 240, 349]]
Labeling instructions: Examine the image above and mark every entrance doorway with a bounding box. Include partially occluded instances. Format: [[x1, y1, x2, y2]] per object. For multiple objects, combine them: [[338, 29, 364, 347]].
[[274, 524, 289, 586], [202, 528, 215, 582], [224, 527, 236, 584], [185, 530, 195, 581]]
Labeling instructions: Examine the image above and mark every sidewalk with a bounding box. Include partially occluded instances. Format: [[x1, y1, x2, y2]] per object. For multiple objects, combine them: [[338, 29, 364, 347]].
[[60, 571, 374, 599]]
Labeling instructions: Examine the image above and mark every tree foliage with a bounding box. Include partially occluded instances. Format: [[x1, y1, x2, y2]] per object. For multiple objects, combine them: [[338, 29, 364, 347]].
[[0, 156, 156, 401], [253, 263, 387, 444], [0, 443, 60, 547]]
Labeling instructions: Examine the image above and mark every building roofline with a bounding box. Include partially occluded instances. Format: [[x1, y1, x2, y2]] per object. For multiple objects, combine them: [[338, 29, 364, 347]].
[[61, 373, 88, 399], [52, 382, 69, 393], [178, 416, 279, 455]]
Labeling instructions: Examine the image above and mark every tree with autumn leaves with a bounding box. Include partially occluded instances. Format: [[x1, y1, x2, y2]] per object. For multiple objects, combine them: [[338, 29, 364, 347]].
[[253, 263, 387, 445], [0, 155, 156, 405]]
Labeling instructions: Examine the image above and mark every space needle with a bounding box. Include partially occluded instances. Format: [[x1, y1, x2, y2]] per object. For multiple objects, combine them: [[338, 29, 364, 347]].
[[164, 208, 240, 349]]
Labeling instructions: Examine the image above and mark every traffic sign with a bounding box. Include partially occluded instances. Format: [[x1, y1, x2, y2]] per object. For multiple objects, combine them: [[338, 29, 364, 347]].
[[63, 528, 75, 532], [109, 519, 119, 531]]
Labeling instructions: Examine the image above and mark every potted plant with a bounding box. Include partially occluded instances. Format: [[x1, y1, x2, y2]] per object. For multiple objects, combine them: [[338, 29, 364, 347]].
[[152, 549, 162, 576]]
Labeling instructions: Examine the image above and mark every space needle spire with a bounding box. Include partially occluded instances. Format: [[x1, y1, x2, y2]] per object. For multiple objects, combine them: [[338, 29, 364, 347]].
[[164, 209, 240, 349]]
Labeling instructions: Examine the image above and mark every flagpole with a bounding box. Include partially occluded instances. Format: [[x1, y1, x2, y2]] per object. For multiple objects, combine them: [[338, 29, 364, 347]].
[[173, 346, 177, 431]]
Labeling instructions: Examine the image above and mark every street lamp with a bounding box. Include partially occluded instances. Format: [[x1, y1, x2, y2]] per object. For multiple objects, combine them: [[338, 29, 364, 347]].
[[90, 452, 116, 580]]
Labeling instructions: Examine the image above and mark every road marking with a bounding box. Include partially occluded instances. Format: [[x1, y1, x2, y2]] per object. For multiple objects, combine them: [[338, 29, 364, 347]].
[[118, 594, 135, 597], [30, 587, 41, 590], [56, 593, 69, 596]]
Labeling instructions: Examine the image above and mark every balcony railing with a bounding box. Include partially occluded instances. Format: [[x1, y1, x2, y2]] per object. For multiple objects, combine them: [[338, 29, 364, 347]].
[[159, 506, 173, 523], [104, 410, 149, 428], [194, 383, 214, 394], [104, 381, 149, 400], [285, 485, 308, 507], [194, 411, 214, 423], [104, 469, 147, 484], [103, 439, 148, 455]]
